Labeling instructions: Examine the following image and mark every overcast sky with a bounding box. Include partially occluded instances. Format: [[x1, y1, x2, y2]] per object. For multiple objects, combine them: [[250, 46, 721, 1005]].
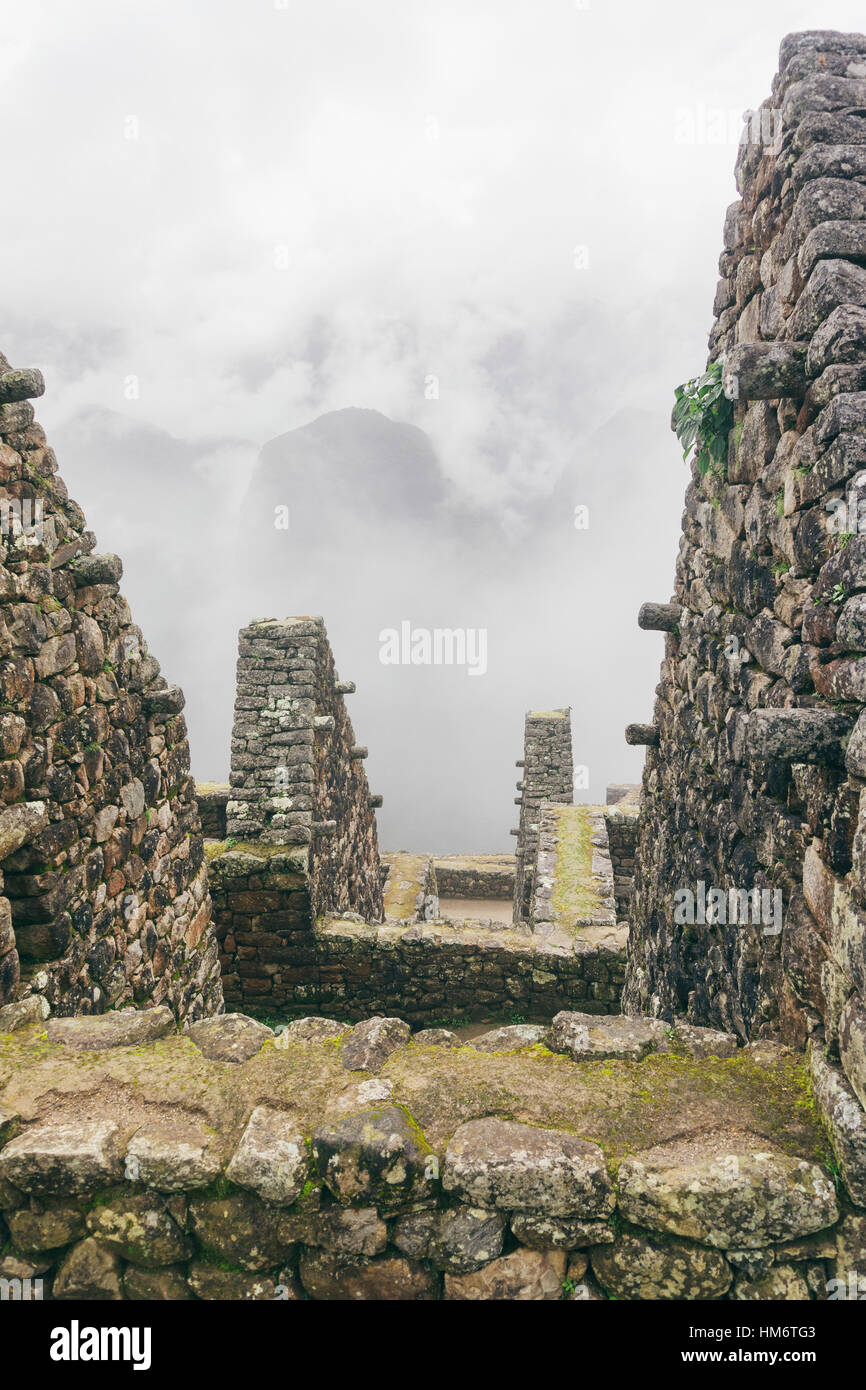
[[2, 0, 864, 851]]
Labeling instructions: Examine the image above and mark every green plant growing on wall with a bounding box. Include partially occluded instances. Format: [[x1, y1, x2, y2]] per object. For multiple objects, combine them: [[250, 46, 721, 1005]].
[[673, 360, 733, 486]]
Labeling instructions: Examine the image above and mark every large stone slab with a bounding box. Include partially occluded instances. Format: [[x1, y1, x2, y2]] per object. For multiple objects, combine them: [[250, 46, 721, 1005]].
[[188, 1012, 273, 1063], [443, 1117, 613, 1217], [225, 1105, 309, 1205], [549, 1011, 667, 1062], [617, 1130, 838, 1248], [47, 1007, 174, 1051], [469, 1024, 549, 1052], [0, 1118, 123, 1196]]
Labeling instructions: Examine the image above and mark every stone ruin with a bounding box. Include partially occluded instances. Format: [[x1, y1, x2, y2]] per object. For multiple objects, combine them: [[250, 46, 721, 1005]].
[[1, 29, 866, 1304], [0, 355, 222, 1026], [201, 631, 627, 1022]]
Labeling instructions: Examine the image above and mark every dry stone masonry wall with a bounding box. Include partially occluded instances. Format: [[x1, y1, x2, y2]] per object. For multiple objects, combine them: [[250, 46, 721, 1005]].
[[513, 709, 574, 923], [0, 1007, 861, 1301], [624, 31, 866, 1190], [0, 355, 221, 1024]]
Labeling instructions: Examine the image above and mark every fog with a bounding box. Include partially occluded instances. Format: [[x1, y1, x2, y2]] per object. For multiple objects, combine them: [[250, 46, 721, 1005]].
[[2, 0, 861, 850]]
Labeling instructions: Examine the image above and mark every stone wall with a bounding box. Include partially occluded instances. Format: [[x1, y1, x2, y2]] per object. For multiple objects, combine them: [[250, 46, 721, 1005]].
[[434, 854, 516, 899], [513, 709, 574, 923], [603, 786, 640, 918], [225, 618, 382, 922], [209, 837, 623, 1021], [0, 355, 221, 1024], [624, 33, 866, 1145], [196, 783, 229, 839], [0, 1005, 860, 1301]]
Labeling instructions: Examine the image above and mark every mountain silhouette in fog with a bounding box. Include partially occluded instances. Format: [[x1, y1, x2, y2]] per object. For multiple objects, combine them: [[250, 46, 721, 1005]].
[[245, 407, 452, 533]]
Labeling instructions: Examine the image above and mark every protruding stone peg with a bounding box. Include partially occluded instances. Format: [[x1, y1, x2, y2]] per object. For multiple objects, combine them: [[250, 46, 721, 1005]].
[[638, 602, 682, 632], [514, 797, 522, 805], [0, 368, 45, 404], [368, 794, 383, 809], [509, 828, 519, 837], [349, 745, 368, 759], [516, 780, 524, 791], [515, 759, 525, 768], [626, 723, 659, 747], [335, 679, 356, 694], [313, 715, 335, 731]]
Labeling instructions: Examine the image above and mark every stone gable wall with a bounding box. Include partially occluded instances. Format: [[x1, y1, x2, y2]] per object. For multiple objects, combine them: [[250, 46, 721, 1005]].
[[0, 355, 221, 1023], [513, 709, 573, 923]]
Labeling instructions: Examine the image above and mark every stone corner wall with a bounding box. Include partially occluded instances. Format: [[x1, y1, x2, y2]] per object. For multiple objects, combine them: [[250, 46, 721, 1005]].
[[210, 619, 383, 1013], [225, 616, 382, 921], [0, 354, 222, 1024], [624, 28, 866, 1137], [513, 708, 573, 923]]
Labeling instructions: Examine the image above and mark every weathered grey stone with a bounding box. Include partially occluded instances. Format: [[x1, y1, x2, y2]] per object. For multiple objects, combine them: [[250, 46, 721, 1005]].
[[312, 1105, 437, 1212], [444, 1247, 566, 1300], [469, 1024, 548, 1052], [809, 1040, 866, 1205], [0, 801, 49, 861], [510, 1212, 615, 1250], [85, 1194, 193, 1268], [638, 602, 682, 632], [392, 1204, 506, 1271], [0, 993, 49, 1032], [69, 552, 123, 585], [275, 1016, 351, 1045], [723, 343, 808, 399], [829, 1209, 866, 1284], [670, 1022, 739, 1059], [413, 1028, 460, 1046], [840, 992, 866, 1111], [0, 1119, 123, 1196], [324, 1078, 393, 1118], [617, 1131, 838, 1248], [737, 708, 854, 765], [47, 1006, 174, 1051], [188, 1012, 273, 1063], [443, 1118, 613, 1218], [225, 1105, 309, 1205], [53, 1236, 123, 1300], [549, 1010, 667, 1062], [591, 1231, 731, 1300], [341, 1015, 411, 1071], [124, 1122, 221, 1192]]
